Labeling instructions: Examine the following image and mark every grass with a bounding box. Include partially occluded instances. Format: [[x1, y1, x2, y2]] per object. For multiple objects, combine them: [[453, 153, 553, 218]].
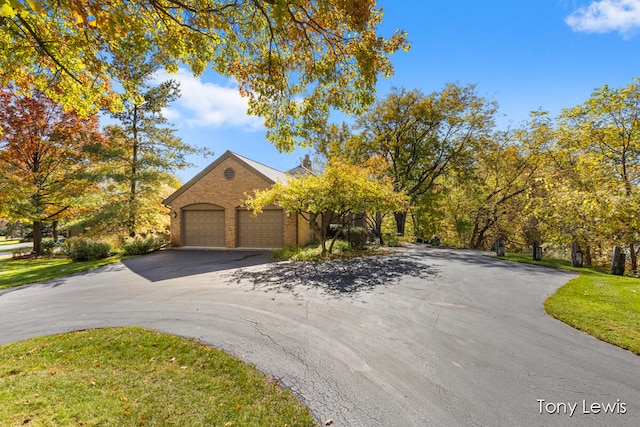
[[271, 240, 387, 262], [0, 327, 317, 426], [0, 256, 126, 290], [0, 239, 21, 247], [502, 253, 640, 354]]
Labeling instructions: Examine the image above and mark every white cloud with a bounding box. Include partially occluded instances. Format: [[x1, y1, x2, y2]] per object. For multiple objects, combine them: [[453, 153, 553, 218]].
[[152, 68, 263, 131], [566, 0, 640, 37]]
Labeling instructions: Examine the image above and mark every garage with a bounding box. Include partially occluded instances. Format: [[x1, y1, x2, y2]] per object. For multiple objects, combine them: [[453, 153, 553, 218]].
[[182, 204, 225, 247], [237, 208, 284, 248]]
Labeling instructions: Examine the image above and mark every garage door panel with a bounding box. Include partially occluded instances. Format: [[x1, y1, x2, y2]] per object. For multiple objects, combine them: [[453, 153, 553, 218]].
[[183, 210, 225, 247], [237, 209, 283, 248]]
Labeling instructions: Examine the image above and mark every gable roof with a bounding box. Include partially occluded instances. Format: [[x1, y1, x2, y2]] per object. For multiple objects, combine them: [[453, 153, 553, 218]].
[[163, 150, 286, 206]]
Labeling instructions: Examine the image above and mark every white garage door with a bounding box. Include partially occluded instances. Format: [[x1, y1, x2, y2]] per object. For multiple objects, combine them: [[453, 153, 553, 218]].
[[237, 208, 284, 248], [182, 206, 225, 247]]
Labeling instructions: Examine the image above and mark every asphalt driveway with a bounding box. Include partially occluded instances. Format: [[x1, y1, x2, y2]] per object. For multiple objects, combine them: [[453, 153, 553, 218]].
[[1, 246, 638, 426]]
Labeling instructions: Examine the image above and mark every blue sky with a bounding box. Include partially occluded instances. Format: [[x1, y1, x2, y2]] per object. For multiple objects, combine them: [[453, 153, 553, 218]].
[[152, 0, 640, 183]]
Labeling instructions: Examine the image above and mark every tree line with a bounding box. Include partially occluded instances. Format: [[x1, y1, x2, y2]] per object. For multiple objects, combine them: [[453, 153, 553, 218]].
[[0, 62, 207, 254], [305, 81, 640, 272]]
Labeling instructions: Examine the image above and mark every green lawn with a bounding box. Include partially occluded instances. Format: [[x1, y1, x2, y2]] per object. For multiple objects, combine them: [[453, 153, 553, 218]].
[[502, 253, 640, 354], [0, 256, 125, 289], [0, 239, 21, 248], [0, 327, 317, 426]]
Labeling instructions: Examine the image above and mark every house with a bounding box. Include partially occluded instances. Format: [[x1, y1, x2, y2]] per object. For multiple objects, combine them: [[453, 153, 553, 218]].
[[162, 150, 313, 249]]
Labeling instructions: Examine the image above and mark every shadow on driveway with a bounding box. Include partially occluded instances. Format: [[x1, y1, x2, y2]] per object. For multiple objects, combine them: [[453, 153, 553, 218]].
[[228, 253, 439, 297], [122, 249, 274, 282]]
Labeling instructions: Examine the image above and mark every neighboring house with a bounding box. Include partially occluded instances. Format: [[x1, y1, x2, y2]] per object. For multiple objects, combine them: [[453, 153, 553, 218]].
[[163, 150, 313, 249]]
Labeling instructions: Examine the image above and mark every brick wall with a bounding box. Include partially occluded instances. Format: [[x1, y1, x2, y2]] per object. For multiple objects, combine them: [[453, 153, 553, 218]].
[[167, 155, 308, 248]]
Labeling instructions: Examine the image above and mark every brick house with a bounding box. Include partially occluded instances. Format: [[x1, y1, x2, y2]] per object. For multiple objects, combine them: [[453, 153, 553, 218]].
[[162, 150, 313, 248]]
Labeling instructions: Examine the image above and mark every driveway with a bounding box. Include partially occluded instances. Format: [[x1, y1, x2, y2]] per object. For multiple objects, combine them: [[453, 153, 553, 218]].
[[1, 246, 638, 426]]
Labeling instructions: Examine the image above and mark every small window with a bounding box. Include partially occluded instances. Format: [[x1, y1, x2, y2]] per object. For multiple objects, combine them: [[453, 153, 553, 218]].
[[224, 167, 235, 180]]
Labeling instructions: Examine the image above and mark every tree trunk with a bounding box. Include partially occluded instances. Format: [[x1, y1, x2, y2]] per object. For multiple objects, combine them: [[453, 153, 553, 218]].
[[629, 243, 637, 274], [571, 242, 583, 268], [52, 220, 59, 241], [584, 245, 592, 267], [532, 241, 542, 261], [394, 211, 406, 236], [610, 246, 626, 276], [129, 104, 140, 238], [33, 220, 42, 255], [374, 212, 384, 245]]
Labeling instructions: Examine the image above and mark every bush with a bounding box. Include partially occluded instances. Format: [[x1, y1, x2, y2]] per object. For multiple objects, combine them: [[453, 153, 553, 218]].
[[63, 237, 111, 261], [41, 238, 60, 256], [345, 227, 371, 251], [122, 234, 167, 256], [384, 234, 400, 247]]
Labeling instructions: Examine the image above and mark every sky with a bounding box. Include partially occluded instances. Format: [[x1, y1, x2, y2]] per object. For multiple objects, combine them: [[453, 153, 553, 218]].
[[147, 0, 640, 183]]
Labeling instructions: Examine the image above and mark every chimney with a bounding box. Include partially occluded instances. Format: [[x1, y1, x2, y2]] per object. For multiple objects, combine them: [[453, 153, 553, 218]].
[[302, 154, 311, 169]]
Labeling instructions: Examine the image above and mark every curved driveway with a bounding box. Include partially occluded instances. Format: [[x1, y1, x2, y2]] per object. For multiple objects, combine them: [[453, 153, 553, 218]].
[[1, 246, 638, 426]]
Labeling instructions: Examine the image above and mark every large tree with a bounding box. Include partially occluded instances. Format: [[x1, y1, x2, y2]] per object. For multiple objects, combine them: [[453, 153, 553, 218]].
[[356, 84, 498, 235], [555, 81, 640, 271], [87, 65, 209, 237], [0, 87, 104, 254], [244, 162, 407, 256], [0, 0, 408, 150]]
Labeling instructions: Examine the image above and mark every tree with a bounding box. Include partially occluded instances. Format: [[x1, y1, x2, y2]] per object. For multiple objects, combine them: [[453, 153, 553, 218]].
[[87, 65, 210, 237], [244, 162, 407, 256], [356, 84, 498, 235], [0, 0, 409, 150], [555, 80, 640, 271], [0, 87, 104, 254]]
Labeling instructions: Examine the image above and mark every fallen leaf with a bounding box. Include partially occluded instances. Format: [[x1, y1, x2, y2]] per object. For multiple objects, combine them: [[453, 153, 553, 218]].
[[27, 349, 36, 355], [236, 403, 242, 410], [324, 419, 334, 426], [90, 381, 97, 386], [124, 409, 131, 415], [140, 418, 146, 424]]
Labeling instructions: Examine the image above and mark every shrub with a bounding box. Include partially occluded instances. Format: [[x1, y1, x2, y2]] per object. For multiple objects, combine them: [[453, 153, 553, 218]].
[[384, 234, 400, 247], [122, 234, 167, 256], [345, 226, 371, 251], [40, 238, 60, 256], [63, 237, 111, 261]]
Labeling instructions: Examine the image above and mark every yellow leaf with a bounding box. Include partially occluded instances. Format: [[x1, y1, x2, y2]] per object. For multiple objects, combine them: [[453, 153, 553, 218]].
[[72, 11, 84, 25], [0, 4, 16, 18]]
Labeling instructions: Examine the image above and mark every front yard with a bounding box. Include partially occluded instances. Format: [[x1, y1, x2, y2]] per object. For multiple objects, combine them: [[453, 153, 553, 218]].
[[0, 256, 125, 290]]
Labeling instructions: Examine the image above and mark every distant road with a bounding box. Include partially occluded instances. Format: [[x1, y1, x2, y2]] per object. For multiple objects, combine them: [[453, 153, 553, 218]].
[[0, 241, 32, 258]]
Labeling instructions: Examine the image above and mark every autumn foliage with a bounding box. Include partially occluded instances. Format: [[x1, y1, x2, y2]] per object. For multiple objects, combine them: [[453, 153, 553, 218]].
[[0, 0, 409, 150], [0, 87, 104, 253]]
